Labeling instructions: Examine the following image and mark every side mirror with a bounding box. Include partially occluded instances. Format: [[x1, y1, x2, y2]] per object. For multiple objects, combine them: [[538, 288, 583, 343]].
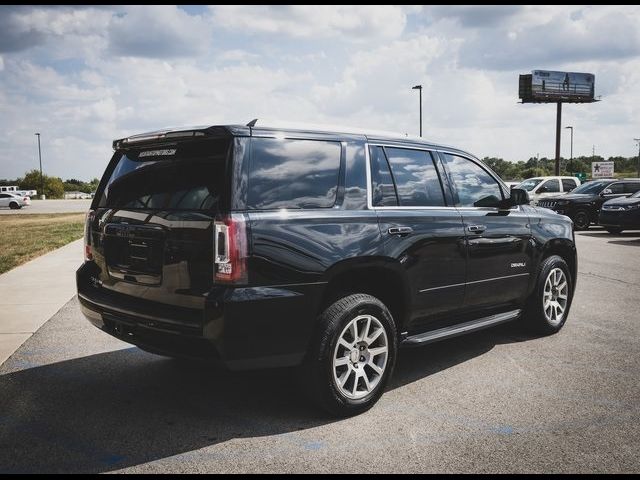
[[601, 188, 613, 196], [509, 188, 530, 206]]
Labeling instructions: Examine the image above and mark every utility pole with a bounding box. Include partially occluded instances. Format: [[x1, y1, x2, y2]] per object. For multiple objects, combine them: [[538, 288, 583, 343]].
[[412, 85, 422, 137], [634, 138, 640, 178], [554, 102, 562, 175], [35, 132, 44, 199]]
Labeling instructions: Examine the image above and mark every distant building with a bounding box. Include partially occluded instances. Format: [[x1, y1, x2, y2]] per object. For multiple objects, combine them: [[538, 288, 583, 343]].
[[64, 191, 92, 199]]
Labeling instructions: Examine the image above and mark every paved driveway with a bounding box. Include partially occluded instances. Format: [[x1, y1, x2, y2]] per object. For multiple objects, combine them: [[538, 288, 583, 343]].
[[1, 229, 639, 473], [0, 199, 90, 215]]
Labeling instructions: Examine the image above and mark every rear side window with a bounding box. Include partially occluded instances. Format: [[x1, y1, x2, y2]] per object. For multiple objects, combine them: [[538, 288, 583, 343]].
[[97, 138, 230, 211], [369, 146, 398, 206], [562, 178, 577, 192], [384, 147, 445, 207], [624, 182, 640, 194], [248, 138, 341, 209]]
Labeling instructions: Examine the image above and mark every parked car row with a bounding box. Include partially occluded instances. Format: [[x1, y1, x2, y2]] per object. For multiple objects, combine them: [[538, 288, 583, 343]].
[[536, 178, 640, 232], [516, 176, 580, 205], [0, 192, 31, 209]]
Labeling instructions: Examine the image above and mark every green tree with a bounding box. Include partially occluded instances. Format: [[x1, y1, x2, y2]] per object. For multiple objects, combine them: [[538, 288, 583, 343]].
[[19, 169, 65, 199]]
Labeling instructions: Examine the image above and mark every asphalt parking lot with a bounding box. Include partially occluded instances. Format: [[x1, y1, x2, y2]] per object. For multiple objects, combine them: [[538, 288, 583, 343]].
[[1, 228, 638, 473], [0, 199, 90, 215]]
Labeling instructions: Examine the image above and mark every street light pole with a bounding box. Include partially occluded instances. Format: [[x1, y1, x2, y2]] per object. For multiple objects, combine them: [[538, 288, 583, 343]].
[[565, 126, 573, 161], [634, 138, 640, 178], [35, 132, 44, 199], [412, 85, 422, 137]]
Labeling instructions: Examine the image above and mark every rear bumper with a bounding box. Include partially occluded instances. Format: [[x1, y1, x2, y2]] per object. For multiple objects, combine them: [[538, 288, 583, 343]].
[[76, 263, 323, 370]]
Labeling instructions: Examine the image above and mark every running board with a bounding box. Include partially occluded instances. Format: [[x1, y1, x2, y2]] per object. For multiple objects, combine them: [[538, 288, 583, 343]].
[[401, 309, 522, 347]]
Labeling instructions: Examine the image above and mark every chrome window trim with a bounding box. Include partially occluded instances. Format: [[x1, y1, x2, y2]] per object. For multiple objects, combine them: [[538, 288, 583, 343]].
[[419, 272, 530, 294], [365, 142, 513, 212]]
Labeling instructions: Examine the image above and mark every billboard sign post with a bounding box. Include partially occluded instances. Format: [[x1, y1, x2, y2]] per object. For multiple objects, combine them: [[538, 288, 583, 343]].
[[519, 70, 598, 176], [592, 161, 614, 179]]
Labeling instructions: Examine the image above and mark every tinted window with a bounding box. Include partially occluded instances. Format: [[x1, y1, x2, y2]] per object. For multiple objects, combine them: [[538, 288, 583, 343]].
[[562, 178, 577, 192], [540, 179, 560, 193], [441, 153, 503, 207], [572, 181, 610, 194], [384, 148, 445, 206], [0, 194, 8, 198], [248, 138, 341, 210], [369, 146, 397, 206], [607, 183, 624, 194], [98, 138, 230, 211], [624, 182, 640, 194]]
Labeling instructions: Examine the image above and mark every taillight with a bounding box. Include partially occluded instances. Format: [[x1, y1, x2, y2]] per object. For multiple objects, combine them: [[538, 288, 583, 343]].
[[84, 209, 94, 261], [214, 214, 248, 284]]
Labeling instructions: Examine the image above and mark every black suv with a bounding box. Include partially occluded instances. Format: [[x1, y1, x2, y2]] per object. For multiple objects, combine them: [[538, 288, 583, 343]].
[[537, 178, 640, 230], [77, 121, 577, 416]]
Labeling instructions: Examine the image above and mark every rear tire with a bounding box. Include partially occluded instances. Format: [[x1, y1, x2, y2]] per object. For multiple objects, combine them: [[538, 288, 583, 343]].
[[300, 293, 397, 417], [606, 228, 623, 234], [573, 210, 590, 230], [523, 255, 573, 335]]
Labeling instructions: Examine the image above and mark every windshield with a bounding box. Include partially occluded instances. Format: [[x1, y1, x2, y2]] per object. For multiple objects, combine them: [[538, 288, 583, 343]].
[[571, 181, 609, 195], [631, 190, 640, 199], [97, 138, 230, 211], [517, 178, 543, 191]]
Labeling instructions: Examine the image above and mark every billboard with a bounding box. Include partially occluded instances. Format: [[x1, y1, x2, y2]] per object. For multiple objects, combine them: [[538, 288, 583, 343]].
[[592, 161, 614, 179], [519, 70, 595, 103]]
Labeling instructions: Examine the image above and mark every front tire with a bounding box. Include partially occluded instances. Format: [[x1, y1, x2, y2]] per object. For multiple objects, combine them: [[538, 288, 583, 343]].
[[573, 209, 590, 230], [523, 255, 573, 335], [606, 228, 623, 234], [301, 293, 397, 417], [9, 202, 20, 210]]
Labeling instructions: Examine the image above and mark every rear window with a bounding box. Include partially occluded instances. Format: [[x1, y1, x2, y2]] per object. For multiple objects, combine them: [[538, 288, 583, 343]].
[[248, 138, 341, 210], [97, 138, 230, 211]]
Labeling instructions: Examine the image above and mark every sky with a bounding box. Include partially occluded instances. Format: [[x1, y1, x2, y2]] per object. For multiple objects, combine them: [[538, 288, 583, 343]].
[[1, 5, 640, 181]]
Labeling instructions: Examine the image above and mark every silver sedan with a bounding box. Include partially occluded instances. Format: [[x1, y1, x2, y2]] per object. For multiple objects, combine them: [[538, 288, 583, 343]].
[[0, 192, 31, 209]]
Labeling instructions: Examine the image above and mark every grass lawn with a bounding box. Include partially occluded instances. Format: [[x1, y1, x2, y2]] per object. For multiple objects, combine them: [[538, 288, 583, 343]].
[[0, 213, 85, 274]]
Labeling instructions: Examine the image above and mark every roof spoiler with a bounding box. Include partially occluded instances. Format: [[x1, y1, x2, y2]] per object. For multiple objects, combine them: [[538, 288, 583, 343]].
[[112, 126, 231, 150]]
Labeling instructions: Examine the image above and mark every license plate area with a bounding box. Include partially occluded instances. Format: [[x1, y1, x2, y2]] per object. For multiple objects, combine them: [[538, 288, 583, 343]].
[[104, 224, 164, 285]]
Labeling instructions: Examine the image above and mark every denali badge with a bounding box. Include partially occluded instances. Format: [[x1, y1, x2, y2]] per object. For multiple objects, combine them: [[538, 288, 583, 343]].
[[511, 262, 526, 268], [139, 149, 176, 157]]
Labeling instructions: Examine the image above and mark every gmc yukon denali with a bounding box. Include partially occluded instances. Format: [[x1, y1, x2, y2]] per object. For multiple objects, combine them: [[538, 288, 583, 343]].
[[77, 120, 577, 416]]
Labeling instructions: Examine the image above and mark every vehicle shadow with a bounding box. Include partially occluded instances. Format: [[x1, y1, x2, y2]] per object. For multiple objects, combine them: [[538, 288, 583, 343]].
[[576, 230, 640, 246], [0, 323, 534, 473]]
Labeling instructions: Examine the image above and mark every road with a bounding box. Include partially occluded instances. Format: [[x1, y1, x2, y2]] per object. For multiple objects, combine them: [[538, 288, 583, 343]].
[[0, 199, 91, 215], [1, 229, 639, 473]]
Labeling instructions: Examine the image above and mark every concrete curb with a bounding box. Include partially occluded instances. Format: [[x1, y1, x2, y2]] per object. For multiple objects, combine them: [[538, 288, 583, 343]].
[[0, 239, 83, 365]]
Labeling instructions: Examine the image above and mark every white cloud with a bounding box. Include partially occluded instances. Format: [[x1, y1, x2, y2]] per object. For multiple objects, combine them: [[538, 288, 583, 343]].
[[108, 6, 213, 58], [210, 5, 409, 39], [0, 5, 640, 181]]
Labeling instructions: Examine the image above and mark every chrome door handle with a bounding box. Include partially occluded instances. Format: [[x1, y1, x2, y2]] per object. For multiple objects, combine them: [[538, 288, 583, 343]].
[[388, 226, 413, 236], [467, 224, 486, 233]]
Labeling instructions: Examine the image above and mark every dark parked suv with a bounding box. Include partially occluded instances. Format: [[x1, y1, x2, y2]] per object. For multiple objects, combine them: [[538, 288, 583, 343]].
[[77, 121, 577, 416], [537, 178, 640, 230]]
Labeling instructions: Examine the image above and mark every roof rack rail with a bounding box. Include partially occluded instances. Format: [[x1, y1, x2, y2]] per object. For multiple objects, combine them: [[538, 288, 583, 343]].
[[246, 118, 421, 141]]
